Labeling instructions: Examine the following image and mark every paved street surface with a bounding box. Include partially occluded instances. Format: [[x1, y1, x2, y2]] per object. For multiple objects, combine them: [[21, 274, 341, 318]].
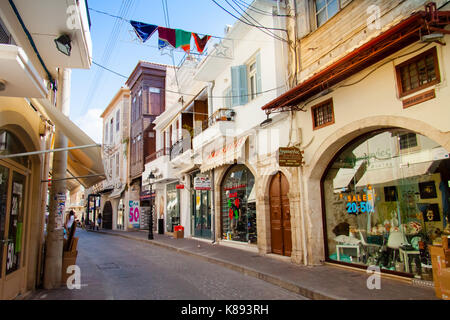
[[28, 230, 307, 300]]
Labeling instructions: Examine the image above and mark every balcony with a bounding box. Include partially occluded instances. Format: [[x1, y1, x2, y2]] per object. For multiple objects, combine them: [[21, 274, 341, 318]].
[[145, 147, 170, 163], [193, 108, 236, 152], [170, 138, 191, 160]]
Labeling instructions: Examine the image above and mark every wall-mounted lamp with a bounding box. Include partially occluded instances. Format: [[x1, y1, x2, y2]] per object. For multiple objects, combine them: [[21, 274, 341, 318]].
[[54, 34, 72, 56], [421, 33, 444, 43], [260, 113, 273, 127]]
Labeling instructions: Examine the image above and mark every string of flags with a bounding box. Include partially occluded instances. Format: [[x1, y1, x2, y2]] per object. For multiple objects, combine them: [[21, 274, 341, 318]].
[[130, 20, 211, 54]]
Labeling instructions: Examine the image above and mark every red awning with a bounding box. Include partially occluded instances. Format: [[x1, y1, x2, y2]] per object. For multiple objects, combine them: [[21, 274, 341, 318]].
[[262, 3, 450, 112]]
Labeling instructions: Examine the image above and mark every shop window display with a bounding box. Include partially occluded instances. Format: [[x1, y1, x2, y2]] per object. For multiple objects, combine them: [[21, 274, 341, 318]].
[[323, 129, 450, 278], [166, 182, 180, 232], [221, 165, 257, 243]]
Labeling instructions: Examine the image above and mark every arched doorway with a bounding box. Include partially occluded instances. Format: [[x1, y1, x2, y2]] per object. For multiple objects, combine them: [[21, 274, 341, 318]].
[[269, 172, 292, 256], [220, 164, 257, 243], [321, 128, 450, 278], [102, 201, 113, 230]]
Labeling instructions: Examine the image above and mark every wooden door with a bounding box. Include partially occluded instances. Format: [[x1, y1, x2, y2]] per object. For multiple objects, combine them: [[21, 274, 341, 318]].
[[269, 172, 292, 257], [102, 201, 113, 230]]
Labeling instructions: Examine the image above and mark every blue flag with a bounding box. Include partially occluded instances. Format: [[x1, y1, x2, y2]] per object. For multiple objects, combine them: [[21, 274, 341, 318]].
[[130, 20, 158, 42]]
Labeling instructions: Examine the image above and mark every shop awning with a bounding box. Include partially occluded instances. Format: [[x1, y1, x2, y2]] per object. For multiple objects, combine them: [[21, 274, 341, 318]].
[[32, 98, 105, 188], [200, 135, 248, 173], [261, 4, 450, 112]]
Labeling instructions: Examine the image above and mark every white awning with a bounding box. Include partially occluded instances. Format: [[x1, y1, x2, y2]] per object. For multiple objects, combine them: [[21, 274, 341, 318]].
[[200, 135, 248, 173], [32, 98, 105, 188]]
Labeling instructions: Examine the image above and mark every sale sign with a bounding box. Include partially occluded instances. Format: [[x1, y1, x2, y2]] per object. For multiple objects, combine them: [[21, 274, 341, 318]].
[[129, 200, 140, 228]]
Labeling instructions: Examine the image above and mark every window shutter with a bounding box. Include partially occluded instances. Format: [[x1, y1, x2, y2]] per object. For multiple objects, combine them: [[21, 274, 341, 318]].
[[238, 65, 248, 105], [231, 66, 240, 106], [255, 52, 262, 96], [231, 65, 248, 106]]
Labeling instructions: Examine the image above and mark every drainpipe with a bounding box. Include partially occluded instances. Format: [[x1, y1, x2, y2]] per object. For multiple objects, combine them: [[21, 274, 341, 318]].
[[43, 68, 71, 289], [208, 81, 215, 243]]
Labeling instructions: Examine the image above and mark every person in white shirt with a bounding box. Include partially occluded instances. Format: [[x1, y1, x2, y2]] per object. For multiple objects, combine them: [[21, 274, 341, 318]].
[[65, 210, 75, 235]]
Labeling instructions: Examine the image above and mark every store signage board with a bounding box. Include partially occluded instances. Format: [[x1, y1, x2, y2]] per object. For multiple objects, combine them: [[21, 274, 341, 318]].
[[402, 89, 435, 109], [176, 184, 185, 189], [194, 177, 211, 190], [278, 147, 304, 167]]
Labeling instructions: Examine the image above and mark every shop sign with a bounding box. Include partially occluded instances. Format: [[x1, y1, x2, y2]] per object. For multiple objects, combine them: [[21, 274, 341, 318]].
[[176, 184, 185, 189], [340, 185, 377, 215], [129, 200, 140, 228], [194, 177, 211, 190], [278, 147, 304, 167]]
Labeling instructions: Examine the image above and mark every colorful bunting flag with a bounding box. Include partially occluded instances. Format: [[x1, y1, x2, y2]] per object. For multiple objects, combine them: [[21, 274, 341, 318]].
[[175, 29, 192, 53], [130, 20, 158, 43], [192, 33, 211, 53], [158, 26, 176, 48], [129, 19, 211, 54]]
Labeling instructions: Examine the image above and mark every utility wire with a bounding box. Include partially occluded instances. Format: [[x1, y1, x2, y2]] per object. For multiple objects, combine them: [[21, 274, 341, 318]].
[[224, 0, 286, 43], [228, 0, 286, 42], [210, 0, 288, 34], [235, 0, 290, 17], [92, 60, 286, 98], [83, 1, 135, 113]]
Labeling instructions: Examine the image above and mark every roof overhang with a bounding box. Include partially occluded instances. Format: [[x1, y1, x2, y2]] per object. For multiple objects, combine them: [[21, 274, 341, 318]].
[[262, 4, 450, 113], [0, 44, 47, 98], [8, 0, 92, 70]]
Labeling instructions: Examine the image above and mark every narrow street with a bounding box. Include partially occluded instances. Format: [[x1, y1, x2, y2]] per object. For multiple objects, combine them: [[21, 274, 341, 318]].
[[29, 230, 307, 300]]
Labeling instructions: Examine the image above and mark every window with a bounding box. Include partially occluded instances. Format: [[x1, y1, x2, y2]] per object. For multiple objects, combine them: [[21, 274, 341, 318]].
[[398, 133, 418, 153], [110, 118, 114, 144], [116, 110, 120, 132], [396, 47, 440, 97], [311, 99, 335, 130], [223, 87, 232, 109], [132, 96, 136, 123], [105, 123, 109, 145], [109, 157, 113, 179], [116, 153, 120, 177], [315, 0, 340, 27], [230, 52, 261, 106], [248, 60, 257, 101]]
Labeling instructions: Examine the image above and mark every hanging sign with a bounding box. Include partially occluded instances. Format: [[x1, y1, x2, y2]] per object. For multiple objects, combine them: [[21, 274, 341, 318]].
[[176, 184, 185, 189], [194, 177, 211, 190], [278, 147, 304, 167]]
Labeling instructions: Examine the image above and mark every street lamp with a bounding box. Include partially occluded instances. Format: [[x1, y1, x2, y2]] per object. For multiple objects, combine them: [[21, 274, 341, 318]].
[[147, 172, 155, 240]]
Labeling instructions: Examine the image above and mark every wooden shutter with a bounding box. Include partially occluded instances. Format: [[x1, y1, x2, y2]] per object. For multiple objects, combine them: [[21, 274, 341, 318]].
[[231, 65, 248, 106], [255, 52, 262, 96]]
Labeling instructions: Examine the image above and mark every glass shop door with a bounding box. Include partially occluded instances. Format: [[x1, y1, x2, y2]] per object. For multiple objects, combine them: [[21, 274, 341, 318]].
[[0, 161, 28, 299]]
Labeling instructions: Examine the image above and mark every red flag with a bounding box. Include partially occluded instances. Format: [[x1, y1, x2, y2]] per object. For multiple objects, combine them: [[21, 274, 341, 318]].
[[192, 33, 211, 53]]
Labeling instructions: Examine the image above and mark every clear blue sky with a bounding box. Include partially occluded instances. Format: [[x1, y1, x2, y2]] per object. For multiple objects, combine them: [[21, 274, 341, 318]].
[[71, 0, 237, 142]]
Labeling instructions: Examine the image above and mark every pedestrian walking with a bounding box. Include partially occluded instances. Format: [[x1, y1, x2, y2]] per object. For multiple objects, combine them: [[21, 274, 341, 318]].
[[64, 210, 75, 237], [97, 213, 102, 231]]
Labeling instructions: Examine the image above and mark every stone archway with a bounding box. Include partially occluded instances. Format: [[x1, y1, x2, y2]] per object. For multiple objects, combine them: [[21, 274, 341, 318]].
[[302, 116, 450, 266]]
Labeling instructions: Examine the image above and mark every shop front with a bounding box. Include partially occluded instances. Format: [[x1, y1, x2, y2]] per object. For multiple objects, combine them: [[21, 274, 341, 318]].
[[322, 128, 450, 278], [166, 182, 180, 232], [191, 171, 212, 239], [0, 130, 30, 299], [221, 164, 257, 244]]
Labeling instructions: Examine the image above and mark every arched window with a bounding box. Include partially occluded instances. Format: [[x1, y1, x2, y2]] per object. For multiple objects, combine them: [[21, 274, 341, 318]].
[[0, 130, 30, 168]]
